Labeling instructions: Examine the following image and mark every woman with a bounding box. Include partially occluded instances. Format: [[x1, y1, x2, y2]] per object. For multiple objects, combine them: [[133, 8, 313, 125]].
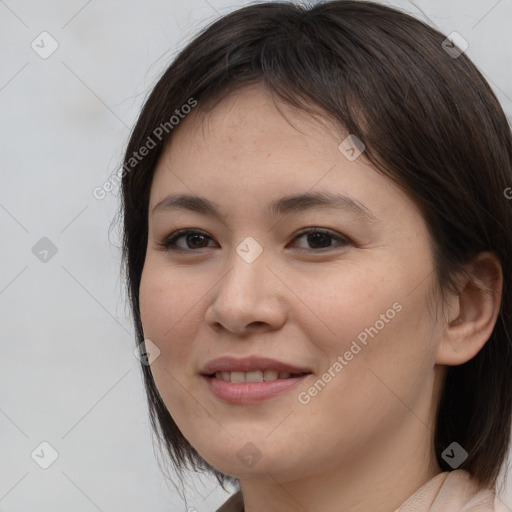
[[117, 1, 512, 510]]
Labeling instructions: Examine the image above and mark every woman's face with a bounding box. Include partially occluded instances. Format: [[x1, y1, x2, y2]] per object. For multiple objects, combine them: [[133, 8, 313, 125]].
[[139, 84, 446, 482]]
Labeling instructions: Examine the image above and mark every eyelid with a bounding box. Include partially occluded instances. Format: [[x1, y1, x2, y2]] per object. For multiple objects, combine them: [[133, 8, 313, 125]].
[[158, 229, 215, 252], [158, 227, 351, 252], [292, 227, 351, 249]]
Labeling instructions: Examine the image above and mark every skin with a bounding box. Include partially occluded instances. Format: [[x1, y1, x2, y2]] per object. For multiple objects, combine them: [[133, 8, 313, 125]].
[[139, 83, 503, 512]]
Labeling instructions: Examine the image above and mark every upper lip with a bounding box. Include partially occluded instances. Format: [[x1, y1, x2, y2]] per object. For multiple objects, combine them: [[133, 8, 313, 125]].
[[200, 356, 313, 375]]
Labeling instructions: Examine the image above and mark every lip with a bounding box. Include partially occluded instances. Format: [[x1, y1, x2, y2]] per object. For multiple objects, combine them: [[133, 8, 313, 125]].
[[201, 374, 311, 404], [200, 356, 312, 375]]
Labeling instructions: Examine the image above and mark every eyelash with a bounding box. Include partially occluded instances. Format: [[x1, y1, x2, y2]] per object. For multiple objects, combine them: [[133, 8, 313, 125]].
[[158, 227, 351, 253]]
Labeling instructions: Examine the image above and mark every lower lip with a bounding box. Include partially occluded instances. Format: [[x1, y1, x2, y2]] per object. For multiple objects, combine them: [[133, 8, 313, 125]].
[[202, 374, 311, 404]]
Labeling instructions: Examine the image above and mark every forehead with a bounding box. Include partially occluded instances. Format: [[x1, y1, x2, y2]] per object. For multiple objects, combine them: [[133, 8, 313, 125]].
[[169, 84, 341, 159], [149, 84, 421, 229], [154, 84, 351, 189]]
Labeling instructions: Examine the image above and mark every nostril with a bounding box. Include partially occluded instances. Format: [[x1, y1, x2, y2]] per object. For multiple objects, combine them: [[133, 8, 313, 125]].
[[249, 321, 266, 328]]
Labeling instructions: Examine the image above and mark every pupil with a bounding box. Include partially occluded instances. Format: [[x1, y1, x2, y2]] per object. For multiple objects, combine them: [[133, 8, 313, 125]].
[[188, 234, 206, 248], [308, 233, 329, 248]]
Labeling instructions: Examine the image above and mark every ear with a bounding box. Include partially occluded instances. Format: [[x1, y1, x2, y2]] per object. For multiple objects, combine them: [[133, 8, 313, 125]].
[[436, 251, 503, 366]]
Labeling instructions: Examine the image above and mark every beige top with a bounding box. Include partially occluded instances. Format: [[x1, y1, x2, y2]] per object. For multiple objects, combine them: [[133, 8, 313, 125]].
[[216, 470, 496, 511]]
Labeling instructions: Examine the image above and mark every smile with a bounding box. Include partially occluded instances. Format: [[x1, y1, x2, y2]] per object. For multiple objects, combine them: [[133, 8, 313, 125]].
[[211, 370, 309, 383], [202, 373, 312, 404]]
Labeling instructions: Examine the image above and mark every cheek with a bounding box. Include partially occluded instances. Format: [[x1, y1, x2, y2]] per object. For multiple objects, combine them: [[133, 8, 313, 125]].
[[139, 266, 167, 339], [299, 258, 436, 389], [139, 263, 196, 365], [291, 293, 435, 454], [291, 260, 405, 350], [138, 263, 201, 420]]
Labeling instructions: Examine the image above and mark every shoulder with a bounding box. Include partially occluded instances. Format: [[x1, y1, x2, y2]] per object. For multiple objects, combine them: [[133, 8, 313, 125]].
[[216, 490, 244, 512]]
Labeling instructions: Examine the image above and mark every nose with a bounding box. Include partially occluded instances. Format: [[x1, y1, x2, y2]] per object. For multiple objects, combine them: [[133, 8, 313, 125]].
[[205, 248, 288, 335]]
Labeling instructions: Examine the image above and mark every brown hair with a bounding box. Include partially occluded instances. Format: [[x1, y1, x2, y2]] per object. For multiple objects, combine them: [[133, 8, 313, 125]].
[[117, 0, 512, 493]]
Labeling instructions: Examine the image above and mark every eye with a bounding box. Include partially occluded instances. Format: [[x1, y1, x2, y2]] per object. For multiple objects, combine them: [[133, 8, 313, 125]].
[[158, 229, 216, 251], [290, 227, 350, 251], [158, 227, 350, 252]]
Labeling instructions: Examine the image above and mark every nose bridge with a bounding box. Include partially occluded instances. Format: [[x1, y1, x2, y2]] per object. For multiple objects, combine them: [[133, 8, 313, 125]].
[[218, 238, 268, 304], [206, 238, 286, 332]]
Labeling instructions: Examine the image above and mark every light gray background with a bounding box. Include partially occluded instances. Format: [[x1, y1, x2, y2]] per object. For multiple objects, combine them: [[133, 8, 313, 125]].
[[1, 1, 511, 511]]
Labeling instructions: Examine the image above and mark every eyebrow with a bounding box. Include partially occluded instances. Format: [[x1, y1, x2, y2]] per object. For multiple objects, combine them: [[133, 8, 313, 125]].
[[152, 191, 377, 222]]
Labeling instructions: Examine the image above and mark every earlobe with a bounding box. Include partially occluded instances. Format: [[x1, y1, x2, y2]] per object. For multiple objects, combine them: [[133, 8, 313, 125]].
[[435, 251, 503, 366]]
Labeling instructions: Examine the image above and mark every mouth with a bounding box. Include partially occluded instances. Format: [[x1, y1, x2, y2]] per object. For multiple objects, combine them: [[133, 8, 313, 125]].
[[199, 356, 314, 404], [200, 355, 313, 377], [202, 373, 312, 404], [207, 370, 312, 383]]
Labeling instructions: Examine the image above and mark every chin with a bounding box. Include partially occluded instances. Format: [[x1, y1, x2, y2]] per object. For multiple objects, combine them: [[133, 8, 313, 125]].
[[199, 443, 300, 481]]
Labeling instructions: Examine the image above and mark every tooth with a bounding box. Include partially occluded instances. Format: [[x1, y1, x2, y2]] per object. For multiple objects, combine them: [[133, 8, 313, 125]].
[[245, 370, 264, 382], [230, 372, 246, 383], [214, 370, 296, 382], [263, 370, 279, 381]]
